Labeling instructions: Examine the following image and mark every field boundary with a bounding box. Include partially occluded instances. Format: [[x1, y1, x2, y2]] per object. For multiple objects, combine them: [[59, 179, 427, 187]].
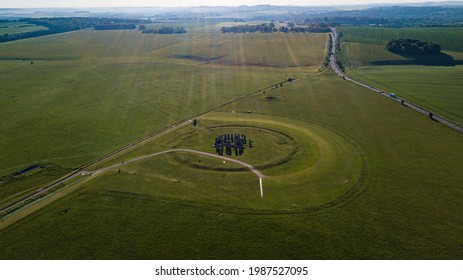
[[330, 27, 463, 134]]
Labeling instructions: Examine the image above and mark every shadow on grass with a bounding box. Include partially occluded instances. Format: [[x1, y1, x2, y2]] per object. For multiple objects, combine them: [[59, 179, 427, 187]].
[[371, 52, 463, 66]]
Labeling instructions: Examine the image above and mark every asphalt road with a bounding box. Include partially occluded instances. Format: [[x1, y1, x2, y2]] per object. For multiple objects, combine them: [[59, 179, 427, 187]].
[[329, 27, 463, 134]]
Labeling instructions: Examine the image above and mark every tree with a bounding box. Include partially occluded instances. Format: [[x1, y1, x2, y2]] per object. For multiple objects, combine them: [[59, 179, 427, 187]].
[[142, 27, 187, 34], [386, 39, 441, 56]]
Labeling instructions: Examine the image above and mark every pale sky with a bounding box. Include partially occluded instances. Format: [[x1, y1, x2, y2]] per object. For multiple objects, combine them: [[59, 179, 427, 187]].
[[0, 0, 453, 8]]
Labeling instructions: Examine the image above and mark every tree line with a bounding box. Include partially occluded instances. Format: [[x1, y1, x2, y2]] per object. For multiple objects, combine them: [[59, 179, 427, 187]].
[[0, 17, 149, 43], [140, 26, 187, 34], [220, 22, 330, 33], [386, 39, 441, 56], [220, 23, 277, 33]]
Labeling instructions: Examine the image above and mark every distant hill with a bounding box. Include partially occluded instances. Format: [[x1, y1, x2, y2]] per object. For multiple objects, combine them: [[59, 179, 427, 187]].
[[305, 5, 463, 26], [1, 3, 463, 27]]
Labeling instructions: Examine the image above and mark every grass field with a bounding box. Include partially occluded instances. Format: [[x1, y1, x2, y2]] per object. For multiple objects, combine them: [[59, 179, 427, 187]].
[[340, 26, 463, 52], [0, 29, 328, 208], [0, 71, 462, 259], [0, 25, 462, 259], [0, 21, 48, 35], [337, 27, 463, 124]]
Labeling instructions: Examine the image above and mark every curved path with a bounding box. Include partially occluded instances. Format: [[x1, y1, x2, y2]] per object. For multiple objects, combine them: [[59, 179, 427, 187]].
[[329, 27, 463, 134], [90, 149, 267, 197], [90, 148, 267, 180], [1, 149, 267, 216]]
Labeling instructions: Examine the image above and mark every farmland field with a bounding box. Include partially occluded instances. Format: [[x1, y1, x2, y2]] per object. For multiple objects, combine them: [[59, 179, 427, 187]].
[[0, 23, 462, 259], [0, 21, 48, 35], [337, 27, 463, 124]]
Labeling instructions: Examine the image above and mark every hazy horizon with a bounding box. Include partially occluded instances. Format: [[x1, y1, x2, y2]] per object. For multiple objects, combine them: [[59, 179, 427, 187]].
[[0, 0, 458, 9]]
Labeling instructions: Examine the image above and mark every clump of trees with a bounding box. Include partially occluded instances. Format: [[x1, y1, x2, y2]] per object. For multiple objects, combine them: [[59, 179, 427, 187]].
[[386, 39, 441, 56], [279, 23, 330, 33], [142, 27, 187, 34]]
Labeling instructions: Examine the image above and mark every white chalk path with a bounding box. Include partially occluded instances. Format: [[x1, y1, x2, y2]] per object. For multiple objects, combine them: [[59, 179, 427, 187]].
[[89, 148, 268, 197], [0, 149, 267, 217]]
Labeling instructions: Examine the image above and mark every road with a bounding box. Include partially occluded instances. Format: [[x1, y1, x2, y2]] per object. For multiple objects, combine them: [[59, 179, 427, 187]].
[[329, 27, 463, 134]]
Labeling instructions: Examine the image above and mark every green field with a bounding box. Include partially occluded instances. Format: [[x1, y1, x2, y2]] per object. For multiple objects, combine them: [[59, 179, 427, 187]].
[[340, 26, 463, 52], [0, 21, 48, 35], [1, 71, 462, 259], [0, 29, 327, 208], [0, 24, 462, 259], [337, 27, 463, 124]]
